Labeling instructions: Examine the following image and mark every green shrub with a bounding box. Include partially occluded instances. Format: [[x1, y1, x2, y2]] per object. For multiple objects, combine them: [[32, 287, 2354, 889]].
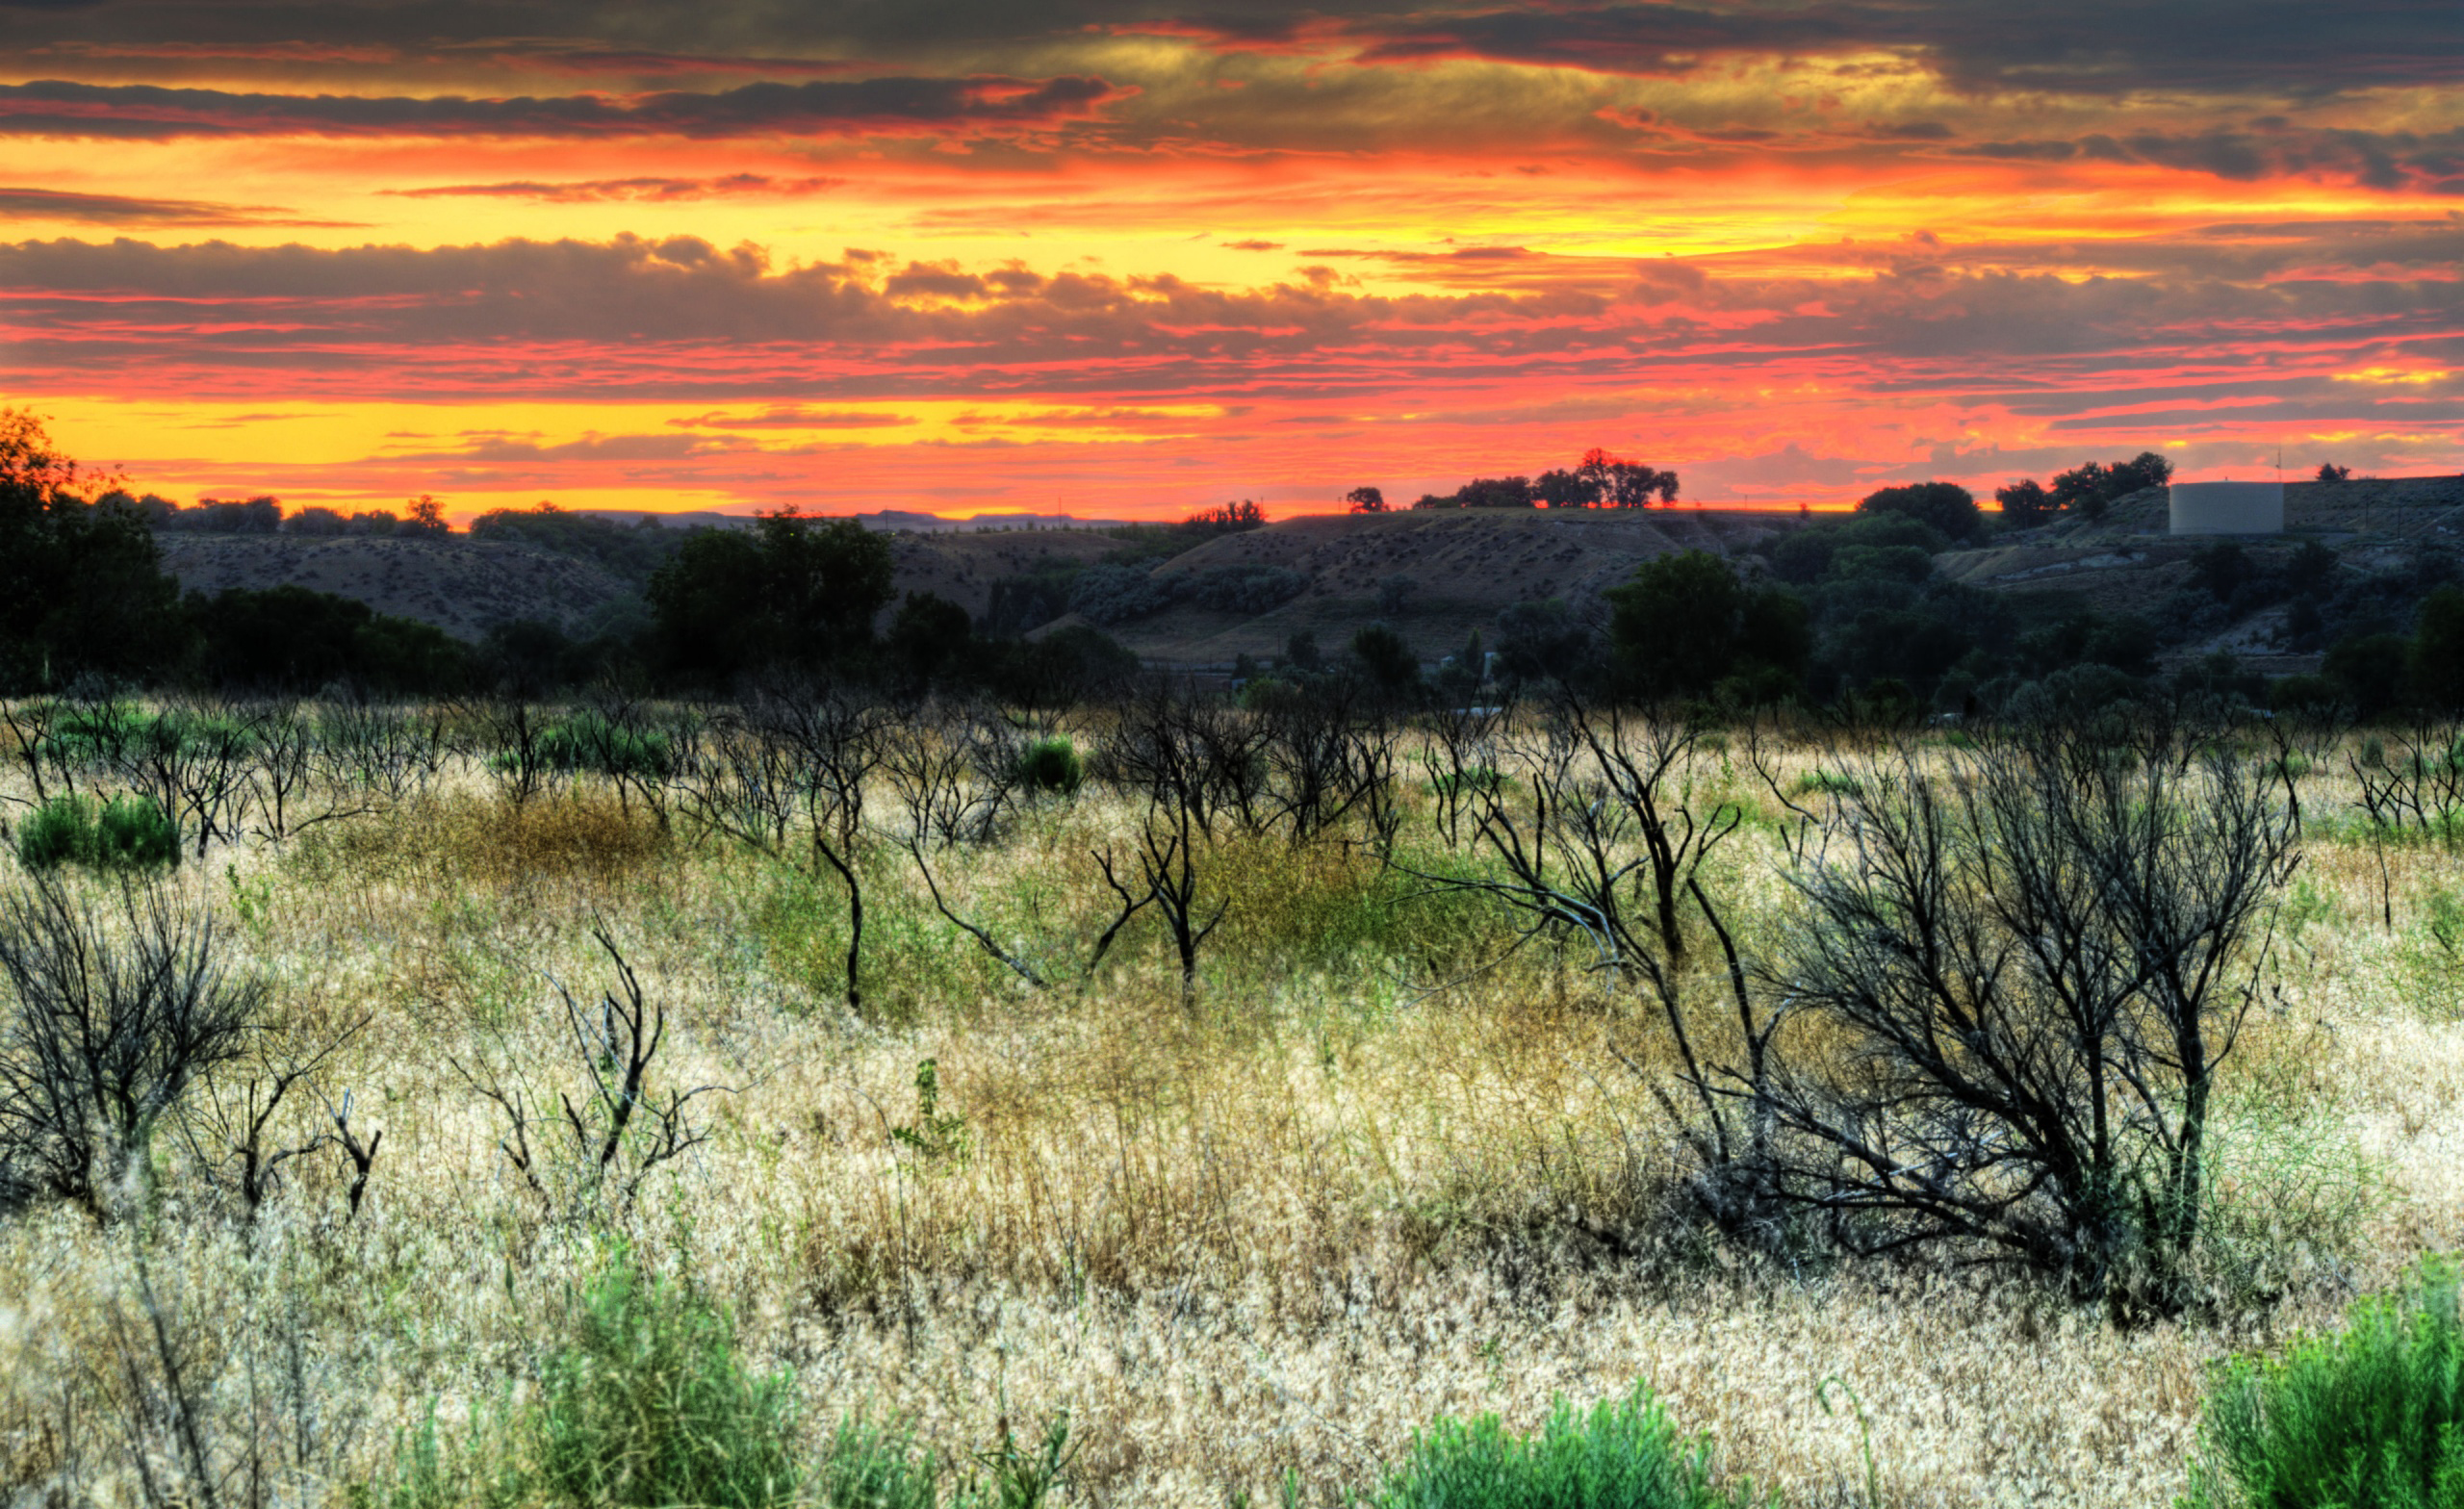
[[1015, 736, 1083, 796], [534, 712, 674, 779], [534, 1259, 801, 1509], [358, 1251, 802, 1509], [14, 796, 93, 870], [2185, 1258, 2464, 1509], [13, 793, 177, 872], [94, 794, 179, 871], [1789, 769, 1862, 799], [1372, 1385, 1766, 1509], [812, 1418, 948, 1509]]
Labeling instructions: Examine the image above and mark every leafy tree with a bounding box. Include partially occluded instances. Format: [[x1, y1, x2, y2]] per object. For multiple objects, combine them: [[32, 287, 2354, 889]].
[[2324, 632, 2411, 718], [2286, 540, 2338, 596], [2188, 542, 2251, 601], [1350, 623, 1420, 694], [402, 494, 449, 534], [0, 410, 188, 692], [1769, 511, 1947, 585], [1611, 462, 1681, 507], [2411, 586, 2464, 713], [1737, 584, 1811, 684], [192, 584, 471, 693], [1492, 597, 1600, 686], [2050, 450, 2174, 520], [1344, 485, 1388, 513], [162, 496, 281, 533], [1183, 499, 1267, 533], [1993, 477, 2054, 529], [647, 511, 895, 682], [886, 591, 974, 685], [1858, 480, 1981, 542], [1577, 448, 1680, 507], [1456, 475, 1535, 509], [285, 505, 348, 536], [2315, 462, 2351, 482], [1531, 468, 1594, 508], [2112, 450, 2175, 492], [986, 624, 1139, 709], [1606, 550, 1803, 700]]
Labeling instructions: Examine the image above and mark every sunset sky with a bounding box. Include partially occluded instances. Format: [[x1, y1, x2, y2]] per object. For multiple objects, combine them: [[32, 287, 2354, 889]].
[[1, 0, 2457, 522]]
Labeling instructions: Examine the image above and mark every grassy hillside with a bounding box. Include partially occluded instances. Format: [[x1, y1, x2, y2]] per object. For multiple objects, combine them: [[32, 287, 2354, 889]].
[[157, 534, 639, 642], [1065, 508, 1795, 662]]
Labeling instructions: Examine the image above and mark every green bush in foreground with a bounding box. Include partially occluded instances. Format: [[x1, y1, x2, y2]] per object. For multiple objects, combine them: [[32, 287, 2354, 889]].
[[359, 1245, 1080, 1509], [13, 794, 178, 872], [2186, 1258, 2464, 1508], [1372, 1385, 1766, 1509], [1015, 735, 1084, 795], [534, 1261, 801, 1509], [361, 1252, 801, 1509]]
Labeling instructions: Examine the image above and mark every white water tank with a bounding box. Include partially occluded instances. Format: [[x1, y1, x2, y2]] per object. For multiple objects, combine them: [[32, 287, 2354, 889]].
[[2169, 481, 2284, 535]]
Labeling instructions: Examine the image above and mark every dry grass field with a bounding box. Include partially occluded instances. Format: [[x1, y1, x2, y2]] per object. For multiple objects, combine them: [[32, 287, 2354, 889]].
[[0, 702, 2457, 1507]]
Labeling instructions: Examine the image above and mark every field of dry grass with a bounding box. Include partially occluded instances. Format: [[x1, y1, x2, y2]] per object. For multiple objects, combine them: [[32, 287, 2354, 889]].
[[0, 711, 2458, 1507]]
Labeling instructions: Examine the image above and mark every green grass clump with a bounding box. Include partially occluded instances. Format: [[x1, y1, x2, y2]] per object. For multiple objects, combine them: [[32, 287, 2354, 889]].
[[1015, 736, 1084, 796], [534, 1259, 801, 1509], [95, 794, 181, 870], [538, 712, 674, 779], [2185, 1258, 2464, 1508], [1371, 1385, 1766, 1509], [14, 796, 93, 870], [360, 1249, 802, 1509], [13, 794, 179, 872], [1788, 769, 1862, 799]]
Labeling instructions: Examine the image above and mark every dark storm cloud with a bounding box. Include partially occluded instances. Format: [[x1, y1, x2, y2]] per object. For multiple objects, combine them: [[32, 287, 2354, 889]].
[[5, 0, 2453, 97], [3, 231, 2455, 409], [0, 184, 347, 223], [1350, 0, 2459, 95], [1952, 127, 2464, 192], [0, 74, 1126, 139]]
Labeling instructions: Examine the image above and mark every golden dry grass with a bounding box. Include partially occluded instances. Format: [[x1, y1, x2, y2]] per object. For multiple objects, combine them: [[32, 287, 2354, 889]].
[[0, 724, 2459, 1506]]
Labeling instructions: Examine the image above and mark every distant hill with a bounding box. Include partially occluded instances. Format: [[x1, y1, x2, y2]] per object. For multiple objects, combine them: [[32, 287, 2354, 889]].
[[1934, 475, 2464, 676], [1059, 507, 1795, 663], [150, 478, 2464, 671], [153, 521, 1132, 643], [157, 534, 639, 641]]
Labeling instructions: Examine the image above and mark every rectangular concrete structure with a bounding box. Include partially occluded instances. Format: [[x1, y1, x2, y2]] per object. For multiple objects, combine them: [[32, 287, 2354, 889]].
[[2169, 481, 2285, 535]]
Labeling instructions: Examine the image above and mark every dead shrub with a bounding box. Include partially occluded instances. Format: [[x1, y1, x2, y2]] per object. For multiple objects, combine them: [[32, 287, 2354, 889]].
[[433, 792, 665, 887]]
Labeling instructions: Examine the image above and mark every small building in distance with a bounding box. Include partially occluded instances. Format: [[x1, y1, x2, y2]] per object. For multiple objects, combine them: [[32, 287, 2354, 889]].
[[2169, 481, 2285, 535]]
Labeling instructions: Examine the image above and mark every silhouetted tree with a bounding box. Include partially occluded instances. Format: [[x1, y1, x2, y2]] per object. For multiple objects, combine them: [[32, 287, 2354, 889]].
[[2410, 586, 2464, 713], [1994, 477, 2054, 529], [1344, 486, 1388, 513], [1606, 550, 1804, 702], [1859, 480, 1981, 542], [647, 510, 894, 682], [0, 411, 189, 692], [401, 495, 449, 535], [2316, 462, 2351, 482], [1350, 624, 1419, 696], [886, 591, 974, 687]]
